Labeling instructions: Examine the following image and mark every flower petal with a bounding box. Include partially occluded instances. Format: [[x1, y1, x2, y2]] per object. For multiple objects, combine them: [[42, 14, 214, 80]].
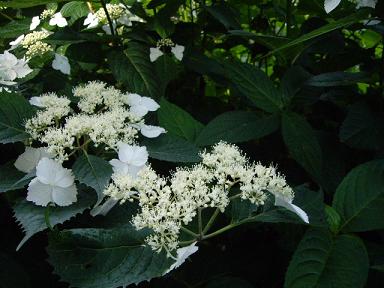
[[29, 96, 44, 107], [149, 47, 163, 62], [30, 16, 40, 30], [27, 178, 53, 206], [274, 196, 309, 223], [140, 96, 160, 112], [171, 45, 185, 61], [118, 144, 148, 166], [14, 147, 50, 173], [140, 124, 166, 138], [36, 158, 74, 187], [52, 184, 77, 206], [324, 0, 342, 13], [164, 242, 198, 274], [52, 53, 70, 75]]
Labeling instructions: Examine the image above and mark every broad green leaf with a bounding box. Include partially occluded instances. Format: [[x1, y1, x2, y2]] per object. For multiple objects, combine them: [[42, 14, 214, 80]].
[[224, 61, 284, 113], [60, 1, 89, 25], [282, 112, 322, 182], [155, 55, 182, 97], [0, 0, 68, 8], [306, 72, 370, 87], [158, 98, 204, 142], [339, 103, 384, 151], [195, 111, 279, 147], [0, 92, 35, 144], [205, 3, 241, 29], [333, 160, 384, 232], [47, 227, 174, 288], [284, 228, 369, 288], [108, 44, 160, 99], [0, 18, 30, 39], [0, 162, 34, 193], [266, 12, 367, 57], [72, 154, 113, 206], [143, 134, 201, 163], [13, 192, 94, 250]]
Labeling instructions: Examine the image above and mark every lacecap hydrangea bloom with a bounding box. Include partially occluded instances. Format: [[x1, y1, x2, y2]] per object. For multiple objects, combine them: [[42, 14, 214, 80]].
[[0, 51, 32, 86], [25, 81, 165, 163], [103, 141, 309, 256]]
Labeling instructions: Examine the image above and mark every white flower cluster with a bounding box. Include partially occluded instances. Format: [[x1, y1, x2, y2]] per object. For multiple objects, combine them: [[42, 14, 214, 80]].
[[25, 81, 165, 162], [18, 30, 52, 58], [0, 51, 32, 86], [84, 4, 144, 34], [103, 141, 308, 255]]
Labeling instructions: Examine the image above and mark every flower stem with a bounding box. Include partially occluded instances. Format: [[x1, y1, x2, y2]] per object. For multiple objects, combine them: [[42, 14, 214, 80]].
[[45, 205, 54, 231], [100, 0, 115, 36], [202, 217, 255, 240], [198, 207, 203, 239], [202, 208, 220, 234], [180, 226, 199, 238]]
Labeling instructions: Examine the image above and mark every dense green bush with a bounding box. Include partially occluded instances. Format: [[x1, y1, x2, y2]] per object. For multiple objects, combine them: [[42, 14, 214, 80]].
[[0, 0, 384, 287]]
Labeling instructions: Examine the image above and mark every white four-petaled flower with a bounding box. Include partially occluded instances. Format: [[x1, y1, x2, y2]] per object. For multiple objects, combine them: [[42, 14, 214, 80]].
[[52, 53, 70, 75], [49, 12, 68, 27], [124, 93, 160, 117], [109, 143, 149, 176], [27, 158, 77, 206], [149, 44, 185, 62], [83, 13, 99, 28], [164, 242, 199, 274], [0, 51, 32, 85]]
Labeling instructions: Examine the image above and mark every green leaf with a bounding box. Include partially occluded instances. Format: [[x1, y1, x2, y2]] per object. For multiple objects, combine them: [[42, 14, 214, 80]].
[[13, 192, 94, 251], [267, 12, 367, 57], [284, 228, 369, 288], [47, 226, 174, 288], [158, 98, 204, 142], [60, 1, 89, 25], [0, 92, 35, 144], [195, 111, 279, 147], [72, 154, 113, 206], [143, 134, 201, 163], [306, 72, 370, 87], [339, 103, 384, 151], [282, 112, 322, 182], [332, 160, 384, 232], [224, 61, 284, 113], [325, 205, 341, 233], [155, 55, 182, 97], [205, 3, 241, 30], [0, 162, 34, 193], [0, 18, 30, 39], [108, 44, 160, 99]]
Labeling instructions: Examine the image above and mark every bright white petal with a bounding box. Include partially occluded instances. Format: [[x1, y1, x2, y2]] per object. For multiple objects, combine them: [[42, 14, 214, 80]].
[[274, 196, 309, 223], [117, 14, 132, 26], [30, 16, 40, 30], [165, 242, 198, 274], [84, 13, 99, 28], [324, 0, 342, 13], [9, 34, 24, 50], [125, 93, 142, 106], [130, 105, 148, 117], [140, 124, 166, 138], [27, 178, 53, 206], [149, 47, 163, 62], [14, 147, 42, 173], [110, 159, 130, 174], [52, 184, 77, 206], [171, 45, 185, 61], [52, 53, 70, 75], [35, 158, 74, 187], [14, 58, 33, 78], [29, 96, 44, 107], [90, 198, 119, 216], [49, 13, 68, 27], [118, 144, 148, 166], [140, 96, 160, 112]]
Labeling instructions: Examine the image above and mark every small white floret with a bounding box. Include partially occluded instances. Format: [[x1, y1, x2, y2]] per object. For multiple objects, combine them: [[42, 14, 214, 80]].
[[171, 44, 185, 61], [30, 16, 40, 30], [52, 53, 70, 75], [124, 93, 160, 117], [109, 143, 148, 176], [149, 47, 163, 62], [49, 12, 68, 27], [84, 13, 99, 28], [139, 124, 166, 138]]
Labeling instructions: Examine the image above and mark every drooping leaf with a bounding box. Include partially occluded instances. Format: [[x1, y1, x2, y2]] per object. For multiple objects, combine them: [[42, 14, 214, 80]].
[[333, 160, 384, 232], [47, 226, 174, 288], [224, 61, 284, 113], [0, 92, 35, 144], [72, 154, 113, 206], [60, 1, 89, 25], [158, 98, 204, 142], [195, 111, 279, 147], [284, 228, 369, 288], [306, 72, 370, 87], [281, 112, 322, 182], [13, 192, 94, 250], [0, 162, 34, 193], [339, 103, 384, 151], [143, 134, 201, 163], [108, 44, 160, 98]]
